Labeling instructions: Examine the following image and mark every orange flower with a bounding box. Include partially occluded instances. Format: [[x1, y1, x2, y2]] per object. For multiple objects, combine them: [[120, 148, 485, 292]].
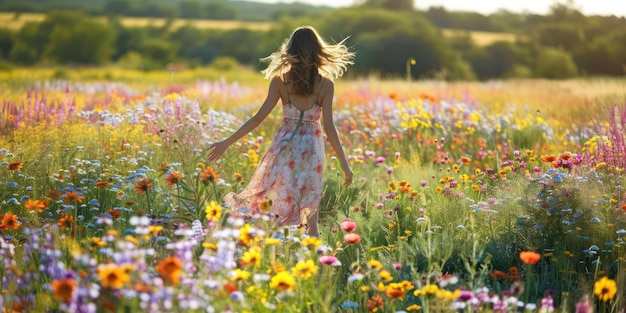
[[233, 173, 244, 183], [367, 295, 384, 312], [51, 278, 75, 303], [58, 212, 75, 232], [0, 212, 20, 230], [520, 251, 541, 265], [621, 204, 626, 213], [165, 172, 182, 186], [157, 162, 170, 175], [156, 256, 183, 285], [559, 152, 573, 160], [489, 269, 508, 280], [47, 188, 62, 201], [460, 157, 471, 164], [63, 190, 84, 203], [540, 155, 557, 163], [6, 161, 23, 172], [95, 181, 109, 188], [134, 179, 152, 193], [107, 209, 121, 220], [24, 199, 47, 213], [199, 167, 219, 184], [344, 233, 361, 244], [98, 264, 131, 289]]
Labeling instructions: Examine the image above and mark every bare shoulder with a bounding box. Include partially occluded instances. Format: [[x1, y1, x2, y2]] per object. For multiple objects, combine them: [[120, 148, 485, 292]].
[[270, 75, 284, 86], [320, 77, 334, 92]]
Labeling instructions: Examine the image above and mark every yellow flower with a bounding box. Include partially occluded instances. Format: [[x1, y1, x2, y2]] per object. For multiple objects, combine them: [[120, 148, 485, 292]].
[[407, 304, 421, 311], [231, 269, 251, 281], [301, 237, 322, 250], [239, 223, 259, 247], [291, 260, 318, 279], [241, 246, 261, 267], [422, 284, 439, 296], [203, 242, 218, 251], [264, 237, 281, 245], [205, 201, 222, 222], [259, 198, 273, 212], [164, 92, 180, 102], [98, 264, 131, 289], [379, 270, 393, 282], [368, 259, 383, 270], [269, 271, 296, 292], [594, 276, 617, 302]]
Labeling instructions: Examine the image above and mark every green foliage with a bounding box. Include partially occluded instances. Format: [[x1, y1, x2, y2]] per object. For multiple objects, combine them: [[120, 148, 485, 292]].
[[0, 29, 14, 59], [46, 20, 115, 65], [533, 47, 578, 79], [316, 8, 474, 80], [139, 38, 179, 70], [209, 56, 239, 71]]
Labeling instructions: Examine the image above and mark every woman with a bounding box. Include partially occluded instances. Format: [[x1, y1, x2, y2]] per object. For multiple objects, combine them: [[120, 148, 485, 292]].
[[207, 26, 354, 237]]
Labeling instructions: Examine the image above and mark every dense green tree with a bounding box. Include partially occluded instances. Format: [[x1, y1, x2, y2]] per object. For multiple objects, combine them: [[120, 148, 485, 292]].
[[0, 29, 14, 60], [526, 23, 582, 51], [533, 47, 578, 79], [574, 37, 621, 76], [103, 0, 132, 16], [212, 29, 262, 64], [205, 2, 238, 20], [425, 6, 451, 28], [169, 25, 217, 64], [45, 19, 115, 64], [179, 0, 204, 19], [9, 22, 43, 65], [316, 8, 474, 79], [359, 0, 414, 11], [139, 38, 179, 70]]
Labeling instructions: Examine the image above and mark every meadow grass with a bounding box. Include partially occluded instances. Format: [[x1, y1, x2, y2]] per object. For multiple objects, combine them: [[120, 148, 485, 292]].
[[0, 66, 625, 312]]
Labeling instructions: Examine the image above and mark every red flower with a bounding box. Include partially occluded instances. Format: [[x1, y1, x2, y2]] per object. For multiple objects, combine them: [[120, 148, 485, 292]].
[[340, 218, 357, 232], [344, 233, 361, 244], [520, 251, 541, 265], [134, 179, 152, 193], [6, 161, 23, 172]]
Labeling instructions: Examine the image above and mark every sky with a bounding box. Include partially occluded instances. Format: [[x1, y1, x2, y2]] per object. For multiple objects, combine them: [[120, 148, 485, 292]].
[[246, 0, 626, 17]]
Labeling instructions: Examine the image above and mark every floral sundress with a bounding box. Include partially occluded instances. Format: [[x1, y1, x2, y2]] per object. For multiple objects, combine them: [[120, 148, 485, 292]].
[[223, 85, 325, 227]]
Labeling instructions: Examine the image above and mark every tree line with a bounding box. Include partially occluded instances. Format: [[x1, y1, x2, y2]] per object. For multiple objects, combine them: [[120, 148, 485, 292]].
[[0, 2, 625, 80]]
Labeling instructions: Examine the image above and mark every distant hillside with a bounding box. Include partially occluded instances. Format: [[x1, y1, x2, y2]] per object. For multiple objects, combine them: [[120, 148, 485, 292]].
[[0, 0, 334, 21]]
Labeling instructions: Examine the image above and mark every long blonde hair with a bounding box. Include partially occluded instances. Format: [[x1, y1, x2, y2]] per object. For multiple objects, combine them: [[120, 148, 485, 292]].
[[260, 26, 354, 96]]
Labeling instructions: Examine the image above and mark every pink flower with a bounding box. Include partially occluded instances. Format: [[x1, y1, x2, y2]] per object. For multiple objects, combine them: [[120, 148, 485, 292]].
[[344, 233, 361, 244], [387, 166, 393, 174], [394, 263, 402, 270], [340, 218, 357, 232], [319, 255, 341, 266]]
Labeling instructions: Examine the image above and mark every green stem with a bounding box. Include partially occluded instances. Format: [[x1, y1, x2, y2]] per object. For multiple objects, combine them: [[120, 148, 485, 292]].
[[525, 263, 532, 307]]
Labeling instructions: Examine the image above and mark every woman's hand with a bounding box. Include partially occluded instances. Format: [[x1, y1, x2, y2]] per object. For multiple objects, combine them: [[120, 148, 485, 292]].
[[343, 168, 353, 187], [207, 141, 229, 162]]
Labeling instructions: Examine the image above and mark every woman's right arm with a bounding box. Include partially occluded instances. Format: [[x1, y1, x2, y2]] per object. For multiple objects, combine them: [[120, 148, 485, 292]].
[[207, 76, 282, 162], [321, 80, 353, 186]]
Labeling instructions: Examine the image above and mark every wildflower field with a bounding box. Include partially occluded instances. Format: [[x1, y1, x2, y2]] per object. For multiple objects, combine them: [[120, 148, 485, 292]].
[[1, 67, 626, 313]]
